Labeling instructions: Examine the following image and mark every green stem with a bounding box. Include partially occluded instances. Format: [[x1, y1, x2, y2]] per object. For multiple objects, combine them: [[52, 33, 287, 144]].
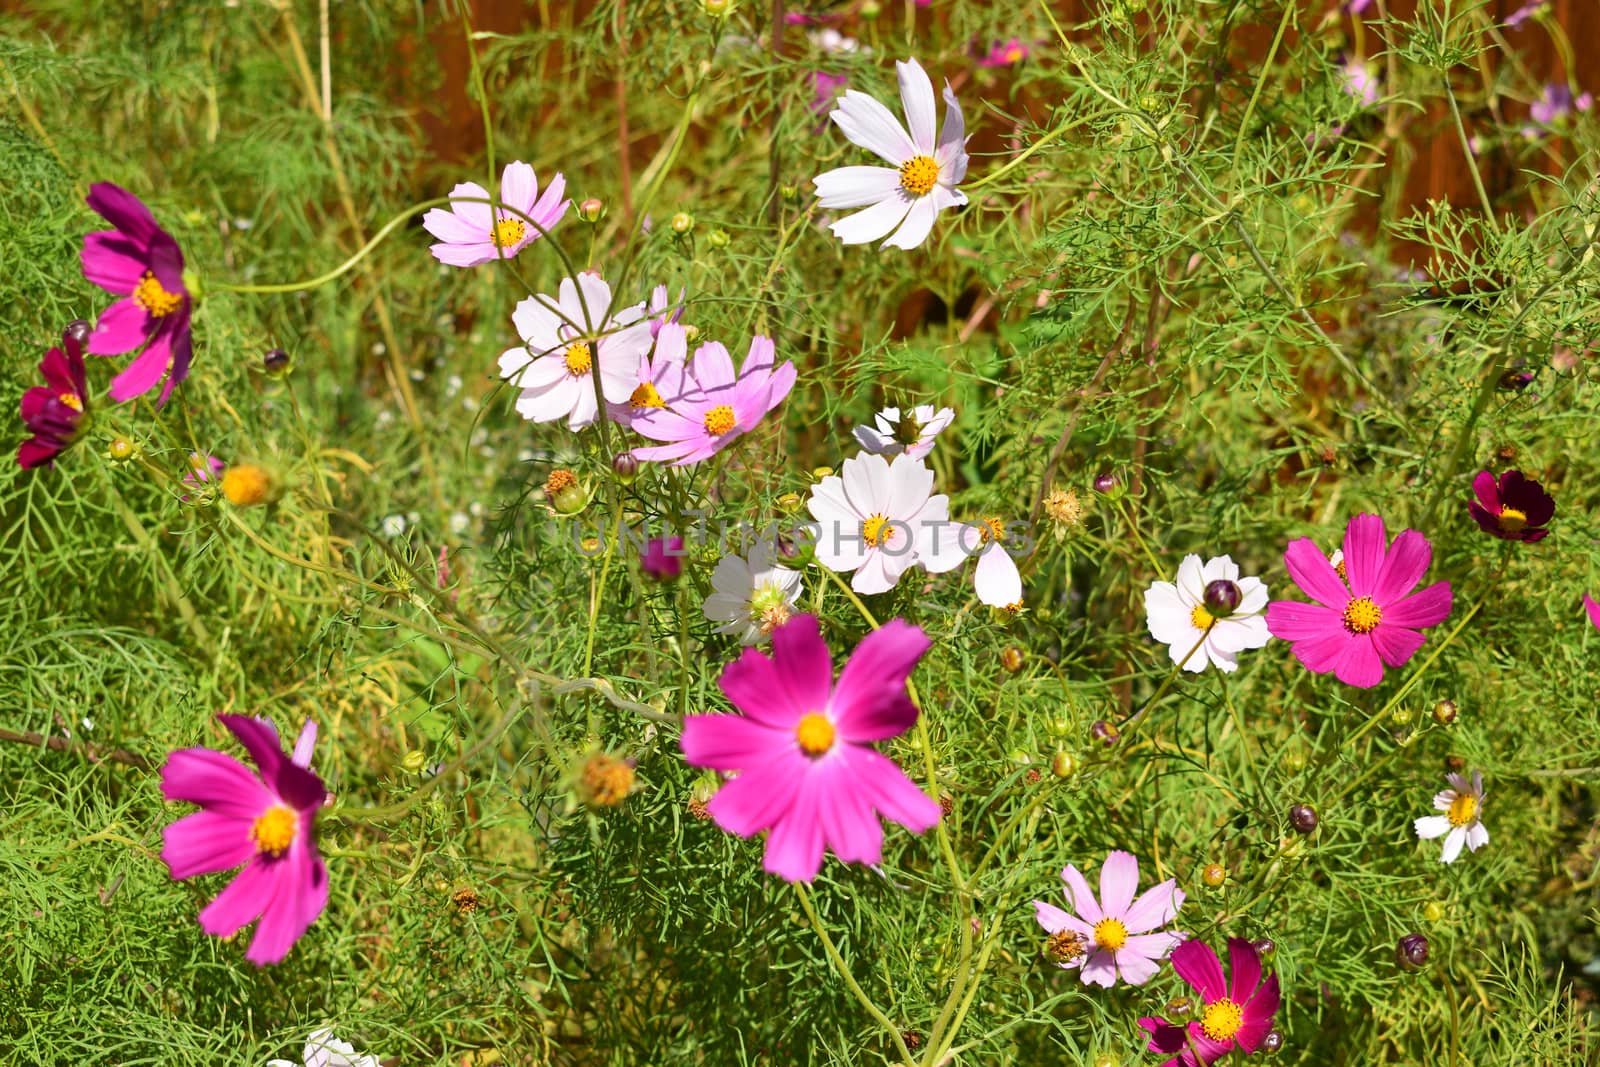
[[794, 884, 917, 1067], [1340, 597, 1484, 755]]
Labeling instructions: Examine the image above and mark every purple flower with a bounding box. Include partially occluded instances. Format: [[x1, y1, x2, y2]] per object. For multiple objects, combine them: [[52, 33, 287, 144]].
[[159, 715, 329, 965], [1507, 1, 1548, 27], [808, 70, 849, 124], [1340, 55, 1380, 108], [1529, 84, 1592, 127], [1032, 850, 1185, 986], [18, 322, 91, 470], [679, 614, 940, 882], [181, 453, 226, 499], [80, 183, 194, 405], [1584, 594, 1600, 632], [1139, 939, 1281, 1065], [641, 536, 685, 581]]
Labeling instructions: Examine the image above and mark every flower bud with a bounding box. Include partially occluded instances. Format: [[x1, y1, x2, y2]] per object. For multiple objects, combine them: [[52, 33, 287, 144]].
[[579, 753, 636, 808], [1431, 698, 1458, 725], [641, 536, 685, 581], [1396, 932, 1429, 971], [63, 319, 92, 350], [1164, 996, 1192, 1018], [700, 0, 734, 16], [810, 465, 834, 481], [1000, 646, 1024, 673], [1200, 862, 1227, 888], [1202, 579, 1241, 618], [263, 347, 292, 375], [776, 492, 803, 512], [578, 197, 605, 222], [1092, 471, 1118, 494], [1444, 754, 1466, 773], [1289, 804, 1318, 834], [400, 749, 428, 774], [611, 451, 639, 483], [1261, 1030, 1284, 1053], [1090, 719, 1120, 747], [707, 228, 730, 248], [1282, 748, 1306, 773], [1252, 937, 1276, 959], [1390, 705, 1413, 726], [780, 184, 799, 200], [670, 211, 694, 235], [1422, 901, 1445, 923], [1050, 750, 1078, 778], [106, 436, 138, 463]]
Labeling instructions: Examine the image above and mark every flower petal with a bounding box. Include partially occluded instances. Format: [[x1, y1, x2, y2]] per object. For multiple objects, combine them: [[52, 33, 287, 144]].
[[1334, 634, 1384, 687], [896, 58, 938, 153], [1383, 581, 1452, 629], [161, 748, 274, 818], [1123, 878, 1185, 934], [814, 166, 903, 209], [831, 89, 918, 164], [1098, 850, 1140, 918], [828, 194, 913, 246], [1227, 938, 1261, 1004], [1372, 529, 1431, 605], [1370, 623, 1426, 668], [1169, 938, 1226, 1001], [831, 619, 929, 741], [1059, 864, 1102, 924], [162, 809, 256, 880], [1341, 513, 1387, 598], [680, 713, 786, 770], [1283, 537, 1348, 608]]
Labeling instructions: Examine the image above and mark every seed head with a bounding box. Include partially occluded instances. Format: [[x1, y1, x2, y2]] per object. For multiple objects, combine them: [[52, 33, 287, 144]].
[[580, 753, 636, 808], [221, 464, 278, 508], [1431, 699, 1458, 725]]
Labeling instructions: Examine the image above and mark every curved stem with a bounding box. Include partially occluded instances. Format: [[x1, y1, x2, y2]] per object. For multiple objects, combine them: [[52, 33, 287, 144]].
[[794, 883, 917, 1067]]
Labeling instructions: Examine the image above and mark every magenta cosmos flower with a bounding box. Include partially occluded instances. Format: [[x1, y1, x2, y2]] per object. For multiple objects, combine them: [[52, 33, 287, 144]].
[[80, 182, 194, 405], [641, 535, 685, 581], [979, 38, 1030, 67], [1265, 514, 1452, 688], [629, 323, 796, 467], [1140, 938, 1280, 1066], [1032, 850, 1185, 987], [680, 614, 941, 882], [422, 160, 569, 268], [18, 321, 92, 470], [160, 714, 329, 965], [1468, 469, 1553, 542], [1585, 594, 1600, 631]]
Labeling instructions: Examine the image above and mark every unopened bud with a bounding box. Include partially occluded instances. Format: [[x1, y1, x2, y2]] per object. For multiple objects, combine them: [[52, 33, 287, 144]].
[[701, 0, 734, 16], [707, 228, 730, 248], [1422, 900, 1446, 922], [106, 436, 138, 462], [1200, 862, 1227, 888], [1432, 699, 1458, 725], [1396, 933, 1429, 971], [1092, 471, 1118, 494], [612, 451, 639, 483], [1202, 579, 1242, 618], [1289, 804, 1318, 834], [670, 211, 694, 235], [400, 749, 428, 774], [63, 319, 92, 350], [1000, 646, 1024, 673], [1090, 719, 1120, 747], [263, 347, 292, 375], [1050, 750, 1078, 778], [578, 198, 605, 222]]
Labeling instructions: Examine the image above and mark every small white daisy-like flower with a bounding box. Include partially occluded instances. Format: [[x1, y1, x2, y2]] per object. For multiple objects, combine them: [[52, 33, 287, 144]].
[[852, 404, 955, 460], [807, 451, 951, 593], [1143, 555, 1271, 673], [497, 272, 652, 430], [812, 57, 970, 250], [1414, 770, 1489, 864], [703, 541, 804, 644], [267, 1027, 379, 1067]]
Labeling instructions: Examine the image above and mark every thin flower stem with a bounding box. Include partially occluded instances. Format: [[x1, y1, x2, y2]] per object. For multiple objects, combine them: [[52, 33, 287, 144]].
[[583, 481, 628, 679], [1231, 2, 1295, 163], [1112, 495, 1163, 577], [1443, 76, 1498, 228], [99, 467, 215, 655], [1119, 625, 1214, 735], [793, 883, 918, 1067], [961, 110, 1110, 193], [1341, 597, 1485, 757]]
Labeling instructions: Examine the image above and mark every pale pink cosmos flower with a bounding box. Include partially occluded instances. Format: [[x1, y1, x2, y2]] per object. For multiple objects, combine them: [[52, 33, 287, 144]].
[[609, 314, 693, 430], [267, 1028, 379, 1067], [159, 715, 327, 966], [497, 273, 652, 430], [680, 614, 940, 882], [922, 518, 1023, 607], [1144, 555, 1271, 673], [628, 323, 796, 466], [647, 283, 688, 338], [1340, 56, 1380, 108], [1033, 850, 1185, 987], [852, 404, 954, 460], [1415, 770, 1489, 864], [423, 161, 569, 268], [807, 451, 951, 593], [1265, 514, 1452, 688], [812, 58, 970, 250]]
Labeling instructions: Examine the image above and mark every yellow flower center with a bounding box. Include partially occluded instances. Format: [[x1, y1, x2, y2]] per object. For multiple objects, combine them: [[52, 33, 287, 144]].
[[491, 217, 527, 248], [1447, 793, 1478, 827], [251, 805, 297, 857], [979, 517, 1006, 544], [1343, 596, 1382, 634], [758, 602, 792, 635], [1201, 998, 1245, 1042], [563, 342, 592, 376], [1190, 604, 1215, 629], [703, 404, 736, 436], [1497, 506, 1528, 533], [898, 154, 940, 197], [58, 392, 83, 412], [133, 271, 183, 317], [1005, 45, 1024, 62], [1092, 917, 1128, 952], [795, 712, 836, 756], [1334, 559, 1348, 583], [862, 513, 891, 548], [631, 382, 664, 408], [220, 464, 273, 507]]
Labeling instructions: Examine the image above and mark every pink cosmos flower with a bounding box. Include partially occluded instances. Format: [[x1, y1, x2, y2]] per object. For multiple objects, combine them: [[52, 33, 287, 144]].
[[629, 323, 796, 466], [422, 161, 569, 268], [923, 518, 1023, 607], [1339, 55, 1380, 108], [641, 535, 685, 581], [497, 273, 653, 430], [159, 714, 328, 965], [1265, 514, 1452, 688], [1584, 594, 1600, 631], [1139, 939, 1280, 1066], [80, 183, 194, 405], [610, 316, 693, 429], [18, 321, 91, 470], [647, 284, 687, 338], [1032, 850, 1185, 987], [680, 614, 941, 882], [978, 38, 1030, 67]]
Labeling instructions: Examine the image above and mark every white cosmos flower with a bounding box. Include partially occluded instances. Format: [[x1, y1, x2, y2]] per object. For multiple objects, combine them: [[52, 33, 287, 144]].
[[921, 518, 1024, 607], [812, 57, 970, 250], [1143, 554, 1270, 673], [497, 273, 653, 430], [703, 541, 804, 644], [266, 1027, 379, 1067], [807, 451, 950, 593], [853, 404, 954, 460], [1414, 770, 1489, 864]]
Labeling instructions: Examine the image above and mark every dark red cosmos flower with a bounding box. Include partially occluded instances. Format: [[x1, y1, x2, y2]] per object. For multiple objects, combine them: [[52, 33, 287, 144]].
[[1468, 469, 1553, 542], [18, 321, 92, 470]]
